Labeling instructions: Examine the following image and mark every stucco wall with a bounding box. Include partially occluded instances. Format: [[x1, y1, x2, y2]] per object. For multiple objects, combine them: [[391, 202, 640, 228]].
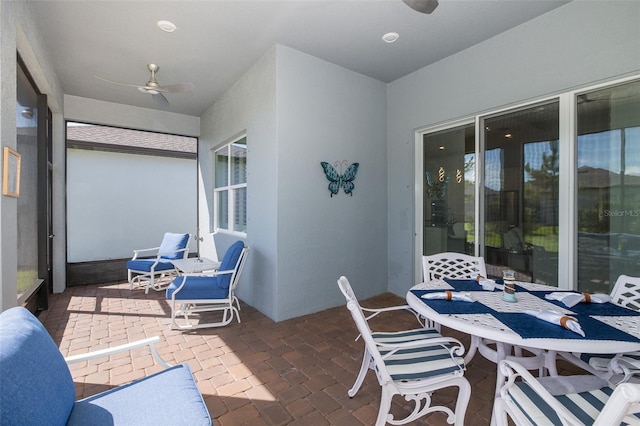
[[199, 45, 387, 321], [276, 46, 387, 320], [199, 47, 278, 319]]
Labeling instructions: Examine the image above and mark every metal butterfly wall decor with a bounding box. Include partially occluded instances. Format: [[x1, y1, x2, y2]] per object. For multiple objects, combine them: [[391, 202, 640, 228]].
[[320, 160, 360, 197]]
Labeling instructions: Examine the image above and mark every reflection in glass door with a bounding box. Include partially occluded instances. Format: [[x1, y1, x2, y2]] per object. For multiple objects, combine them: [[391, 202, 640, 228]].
[[16, 57, 46, 309], [482, 102, 560, 284], [422, 124, 475, 255], [577, 80, 640, 293]]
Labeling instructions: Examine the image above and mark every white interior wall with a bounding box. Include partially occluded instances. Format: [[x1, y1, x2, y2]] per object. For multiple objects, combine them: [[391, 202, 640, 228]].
[[276, 46, 387, 320], [64, 95, 199, 137], [199, 47, 277, 319], [386, 0, 640, 296], [199, 45, 388, 322], [66, 149, 197, 262]]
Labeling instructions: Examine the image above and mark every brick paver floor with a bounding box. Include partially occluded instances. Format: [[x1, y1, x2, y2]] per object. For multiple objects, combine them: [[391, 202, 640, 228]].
[[38, 280, 586, 425]]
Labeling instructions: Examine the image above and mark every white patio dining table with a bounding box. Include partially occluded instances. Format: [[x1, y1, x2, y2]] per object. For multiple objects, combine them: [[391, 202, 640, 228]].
[[406, 279, 640, 396]]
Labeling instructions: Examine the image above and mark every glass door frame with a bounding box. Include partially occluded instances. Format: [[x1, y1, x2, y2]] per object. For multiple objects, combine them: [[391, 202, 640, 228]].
[[16, 54, 51, 311], [413, 117, 476, 281], [413, 74, 639, 289]]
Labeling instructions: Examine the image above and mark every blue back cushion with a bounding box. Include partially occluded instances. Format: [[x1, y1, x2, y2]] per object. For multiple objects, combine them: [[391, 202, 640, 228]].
[[217, 241, 245, 289], [159, 233, 190, 260], [0, 307, 76, 425]]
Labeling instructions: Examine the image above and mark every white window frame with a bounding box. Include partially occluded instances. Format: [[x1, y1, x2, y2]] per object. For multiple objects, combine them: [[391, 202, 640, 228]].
[[213, 134, 247, 236], [413, 74, 640, 289]]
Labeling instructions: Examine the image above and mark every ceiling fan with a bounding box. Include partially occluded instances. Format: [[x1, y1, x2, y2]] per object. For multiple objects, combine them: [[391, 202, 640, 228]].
[[95, 63, 195, 108], [402, 0, 439, 14]]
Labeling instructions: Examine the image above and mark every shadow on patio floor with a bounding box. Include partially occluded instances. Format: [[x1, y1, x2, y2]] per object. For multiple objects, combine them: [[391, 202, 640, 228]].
[[39, 280, 586, 425]]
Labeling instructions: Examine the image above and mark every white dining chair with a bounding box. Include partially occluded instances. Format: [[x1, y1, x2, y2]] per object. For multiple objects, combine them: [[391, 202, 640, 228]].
[[422, 252, 547, 372], [422, 252, 487, 283], [337, 276, 471, 426], [555, 274, 640, 380], [493, 359, 640, 425]]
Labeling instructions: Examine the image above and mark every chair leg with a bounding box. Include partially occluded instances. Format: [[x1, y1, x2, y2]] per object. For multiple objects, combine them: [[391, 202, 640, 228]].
[[375, 387, 393, 426], [348, 348, 373, 397], [232, 306, 241, 323], [452, 377, 471, 426], [491, 397, 510, 426], [145, 273, 153, 294]]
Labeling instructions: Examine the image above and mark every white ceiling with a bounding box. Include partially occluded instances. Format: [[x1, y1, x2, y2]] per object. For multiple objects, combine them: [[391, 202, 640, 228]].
[[29, 0, 570, 117]]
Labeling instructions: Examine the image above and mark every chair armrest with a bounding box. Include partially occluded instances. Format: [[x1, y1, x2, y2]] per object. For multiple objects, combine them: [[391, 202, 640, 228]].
[[183, 268, 234, 277], [131, 246, 162, 259], [361, 304, 425, 326], [376, 336, 466, 373], [608, 355, 640, 384], [376, 336, 466, 356], [594, 382, 640, 425], [498, 359, 584, 425], [64, 336, 172, 369]]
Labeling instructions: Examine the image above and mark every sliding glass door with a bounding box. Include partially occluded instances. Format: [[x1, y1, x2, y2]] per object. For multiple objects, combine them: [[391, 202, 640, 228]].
[[16, 56, 50, 311], [418, 77, 639, 290], [577, 80, 640, 293], [481, 101, 559, 284], [421, 124, 475, 256]]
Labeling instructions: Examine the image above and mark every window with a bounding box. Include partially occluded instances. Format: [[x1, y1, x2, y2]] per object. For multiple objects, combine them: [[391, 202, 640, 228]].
[[214, 136, 247, 234]]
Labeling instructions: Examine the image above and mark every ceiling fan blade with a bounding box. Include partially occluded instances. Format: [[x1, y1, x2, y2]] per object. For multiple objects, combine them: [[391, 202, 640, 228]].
[[156, 82, 195, 93], [403, 0, 439, 14], [152, 92, 170, 109], [94, 75, 142, 89]]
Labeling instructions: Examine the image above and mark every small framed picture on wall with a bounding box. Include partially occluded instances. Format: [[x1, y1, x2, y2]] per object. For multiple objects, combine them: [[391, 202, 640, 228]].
[[2, 146, 21, 198]]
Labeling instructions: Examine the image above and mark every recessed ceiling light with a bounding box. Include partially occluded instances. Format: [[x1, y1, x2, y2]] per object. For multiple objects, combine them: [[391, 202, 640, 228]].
[[382, 32, 399, 43], [157, 20, 177, 33]]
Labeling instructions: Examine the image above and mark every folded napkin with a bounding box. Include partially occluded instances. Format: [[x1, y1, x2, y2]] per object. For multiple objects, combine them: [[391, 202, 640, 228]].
[[421, 291, 474, 302], [545, 292, 612, 308], [470, 273, 496, 291], [523, 309, 585, 337], [478, 278, 497, 291]]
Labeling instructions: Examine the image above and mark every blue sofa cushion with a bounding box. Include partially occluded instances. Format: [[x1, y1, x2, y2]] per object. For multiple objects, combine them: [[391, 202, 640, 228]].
[[166, 276, 231, 300], [159, 233, 190, 260], [217, 241, 245, 289], [126, 258, 176, 273], [67, 364, 211, 426], [0, 307, 76, 425]]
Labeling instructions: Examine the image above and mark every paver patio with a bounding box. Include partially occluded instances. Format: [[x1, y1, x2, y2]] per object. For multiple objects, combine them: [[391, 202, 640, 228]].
[[38, 280, 585, 425]]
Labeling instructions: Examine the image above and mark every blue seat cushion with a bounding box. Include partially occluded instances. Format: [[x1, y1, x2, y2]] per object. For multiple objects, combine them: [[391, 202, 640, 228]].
[[126, 258, 176, 273], [217, 241, 245, 289], [0, 307, 76, 425], [67, 364, 211, 426], [166, 276, 230, 300], [159, 233, 190, 260]]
